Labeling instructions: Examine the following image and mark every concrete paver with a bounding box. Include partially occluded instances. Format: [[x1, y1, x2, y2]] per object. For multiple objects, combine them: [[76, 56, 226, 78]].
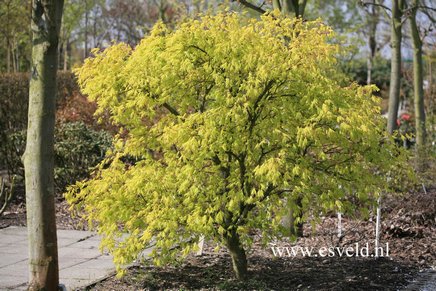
[[0, 226, 116, 290]]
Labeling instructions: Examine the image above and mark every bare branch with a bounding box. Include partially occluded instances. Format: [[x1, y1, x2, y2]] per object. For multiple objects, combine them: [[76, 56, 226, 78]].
[[162, 102, 180, 116], [360, 0, 392, 12], [233, 0, 267, 14]]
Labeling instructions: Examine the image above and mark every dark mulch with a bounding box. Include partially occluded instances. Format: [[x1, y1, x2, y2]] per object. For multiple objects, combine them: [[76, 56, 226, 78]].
[[85, 187, 434, 290], [1, 185, 434, 290], [86, 251, 418, 290]]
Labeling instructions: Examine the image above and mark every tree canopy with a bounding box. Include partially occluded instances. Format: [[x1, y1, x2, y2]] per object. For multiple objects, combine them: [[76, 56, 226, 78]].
[[67, 12, 409, 279]]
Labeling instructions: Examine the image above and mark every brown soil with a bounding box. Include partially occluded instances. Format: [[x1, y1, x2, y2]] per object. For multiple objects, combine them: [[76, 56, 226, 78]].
[[0, 189, 88, 230], [1, 187, 434, 290]]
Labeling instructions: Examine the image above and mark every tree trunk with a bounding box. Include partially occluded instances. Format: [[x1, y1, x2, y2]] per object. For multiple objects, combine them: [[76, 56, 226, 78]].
[[298, 0, 307, 18], [11, 42, 17, 73], [24, 1, 64, 290], [290, 203, 304, 237], [224, 229, 248, 280], [367, 57, 373, 85], [63, 40, 68, 71], [6, 40, 11, 73], [273, 0, 281, 11], [367, 0, 378, 85], [16, 40, 20, 72], [282, 197, 303, 237], [84, 0, 89, 59], [387, 0, 404, 134], [410, 0, 426, 158], [281, 0, 293, 16]]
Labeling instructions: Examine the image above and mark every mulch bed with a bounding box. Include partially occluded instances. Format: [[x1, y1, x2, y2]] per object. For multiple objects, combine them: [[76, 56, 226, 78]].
[[2, 186, 435, 290], [0, 190, 88, 230]]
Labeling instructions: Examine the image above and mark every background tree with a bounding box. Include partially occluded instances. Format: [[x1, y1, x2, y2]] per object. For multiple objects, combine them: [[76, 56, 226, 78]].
[[362, 0, 382, 85], [68, 12, 408, 280], [24, 0, 64, 290], [408, 0, 435, 164], [387, 0, 405, 134], [0, 0, 31, 72], [60, 0, 87, 70]]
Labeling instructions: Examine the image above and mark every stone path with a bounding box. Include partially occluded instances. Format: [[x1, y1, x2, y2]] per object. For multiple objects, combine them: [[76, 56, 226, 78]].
[[0, 226, 115, 290]]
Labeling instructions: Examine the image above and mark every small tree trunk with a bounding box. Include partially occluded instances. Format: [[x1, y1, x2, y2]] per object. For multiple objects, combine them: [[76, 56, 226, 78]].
[[410, 0, 426, 163], [6, 41, 11, 73], [387, 0, 404, 134], [224, 230, 247, 280], [282, 197, 303, 238], [11, 39, 17, 73], [15, 41, 20, 72], [63, 40, 68, 71], [281, 0, 293, 16], [375, 194, 382, 257], [367, 0, 378, 85], [337, 212, 342, 238], [24, 0, 64, 290], [367, 56, 373, 85], [84, 0, 89, 59], [272, 0, 281, 11]]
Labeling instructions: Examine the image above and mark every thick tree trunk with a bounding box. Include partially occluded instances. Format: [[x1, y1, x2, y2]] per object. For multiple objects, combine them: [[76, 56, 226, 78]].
[[410, 0, 426, 156], [24, 0, 64, 290], [224, 230, 248, 280], [387, 0, 403, 134]]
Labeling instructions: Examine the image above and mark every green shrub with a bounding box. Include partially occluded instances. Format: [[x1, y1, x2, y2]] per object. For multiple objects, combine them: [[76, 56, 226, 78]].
[[54, 121, 112, 192], [0, 72, 116, 180], [0, 72, 78, 132], [339, 56, 391, 90], [0, 121, 112, 194]]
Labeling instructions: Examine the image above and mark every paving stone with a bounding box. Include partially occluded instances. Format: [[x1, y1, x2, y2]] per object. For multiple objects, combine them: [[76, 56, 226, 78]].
[[59, 258, 89, 270], [58, 247, 102, 260], [70, 238, 102, 250], [59, 266, 110, 280], [0, 254, 27, 268], [0, 227, 117, 291], [0, 227, 28, 236], [0, 274, 27, 289], [0, 242, 28, 254], [0, 235, 27, 245], [71, 256, 114, 270], [57, 230, 95, 240], [0, 262, 28, 277]]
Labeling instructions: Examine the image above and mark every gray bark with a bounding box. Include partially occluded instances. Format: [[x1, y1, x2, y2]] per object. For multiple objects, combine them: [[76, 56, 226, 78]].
[[273, 0, 281, 10], [410, 0, 426, 153], [63, 40, 68, 71], [387, 0, 404, 134], [366, 0, 378, 85], [24, 0, 64, 290]]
